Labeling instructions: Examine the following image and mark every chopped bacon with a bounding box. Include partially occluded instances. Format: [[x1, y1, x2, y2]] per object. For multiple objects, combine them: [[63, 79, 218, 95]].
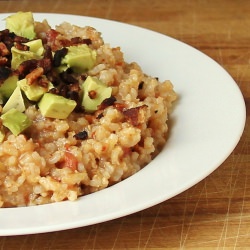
[[98, 96, 116, 110], [45, 29, 60, 51], [122, 105, 147, 126], [14, 42, 29, 51], [114, 102, 126, 112], [57, 151, 78, 171], [59, 37, 92, 48], [18, 59, 39, 77], [0, 57, 8, 67], [38, 58, 52, 74], [25, 67, 44, 85], [53, 47, 68, 67], [88, 90, 97, 99], [0, 42, 9, 56]]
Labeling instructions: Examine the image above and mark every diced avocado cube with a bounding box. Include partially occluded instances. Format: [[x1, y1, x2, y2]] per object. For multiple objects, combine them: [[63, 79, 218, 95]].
[[1, 108, 32, 136], [2, 86, 26, 113], [61, 44, 96, 73], [5, 11, 36, 40], [11, 47, 42, 70], [17, 78, 51, 101], [81, 76, 112, 113], [0, 75, 18, 100], [38, 93, 77, 119], [24, 39, 44, 56]]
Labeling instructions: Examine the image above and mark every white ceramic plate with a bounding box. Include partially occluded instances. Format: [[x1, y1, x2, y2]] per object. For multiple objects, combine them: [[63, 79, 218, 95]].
[[0, 13, 246, 236]]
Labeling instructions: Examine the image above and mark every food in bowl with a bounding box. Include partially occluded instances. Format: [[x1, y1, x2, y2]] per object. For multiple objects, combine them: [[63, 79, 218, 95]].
[[0, 12, 177, 207]]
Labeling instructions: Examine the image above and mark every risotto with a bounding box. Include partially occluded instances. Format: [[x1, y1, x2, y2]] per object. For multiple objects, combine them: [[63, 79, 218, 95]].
[[0, 12, 177, 207]]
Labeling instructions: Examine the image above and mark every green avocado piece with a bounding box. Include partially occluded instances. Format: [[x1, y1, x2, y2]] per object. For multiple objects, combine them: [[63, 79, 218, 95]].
[[17, 78, 53, 101], [38, 93, 77, 119], [61, 44, 96, 73], [0, 75, 18, 100], [1, 108, 32, 136], [5, 11, 36, 40], [24, 39, 44, 56], [11, 47, 42, 70], [81, 76, 112, 113], [2, 86, 26, 113]]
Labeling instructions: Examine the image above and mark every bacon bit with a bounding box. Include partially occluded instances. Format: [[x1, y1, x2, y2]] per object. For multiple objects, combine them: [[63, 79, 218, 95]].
[[59, 37, 92, 47], [70, 37, 92, 45], [0, 42, 9, 56], [58, 151, 78, 171], [13, 35, 29, 44], [53, 47, 68, 67], [95, 111, 104, 119], [114, 102, 126, 112], [18, 59, 38, 77], [122, 105, 147, 126], [0, 57, 8, 67], [37, 77, 50, 88], [74, 131, 88, 140], [43, 45, 53, 61], [38, 58, 52, 74], [46, 29, 60, 51], [64, 152, 78, 171], [88, 90, 97, 99], [14, 42, 29, 51], [98, 96, 116, 110], [26, 67, 44, 85]]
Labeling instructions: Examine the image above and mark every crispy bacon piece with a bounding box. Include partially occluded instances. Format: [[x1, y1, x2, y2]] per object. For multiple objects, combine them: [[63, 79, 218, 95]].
[[0, 42, 10, 56], [98, 96, 116, 110], [59, 37, 92, 48], [18, 59, 39, 77], [18, 58, 52, 78], [0, 57, 8, 67], [53, 47, 68, 67], [45, 29, 60, 51], [122, 105, 147, 126], [26, 67, 44, 85], [14, 42, 29, 51], [38, 58, 52, 74]]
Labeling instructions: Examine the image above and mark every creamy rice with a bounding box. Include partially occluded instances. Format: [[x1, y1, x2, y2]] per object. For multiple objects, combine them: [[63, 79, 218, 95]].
[[0, 19, 177, 207]]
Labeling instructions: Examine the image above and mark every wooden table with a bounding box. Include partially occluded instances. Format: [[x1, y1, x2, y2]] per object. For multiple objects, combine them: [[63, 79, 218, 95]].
[[0, 0, 249, 249]]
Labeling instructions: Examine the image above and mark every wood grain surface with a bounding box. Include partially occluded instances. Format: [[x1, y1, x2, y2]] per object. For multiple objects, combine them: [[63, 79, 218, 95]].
[[0, 0, 249, 249]]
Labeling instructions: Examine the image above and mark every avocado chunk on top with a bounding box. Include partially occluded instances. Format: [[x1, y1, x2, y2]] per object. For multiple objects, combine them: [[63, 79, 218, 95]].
[[1, 108, 32, 136], [11, 47, 42, 70], [2, 86, 26, 113], [24, 39, 45, 56], [17, 78, 53, 102], [5, 11, 36, 40], [0, 75, 18, 100], [61, 44, 96, 73], [81, 76, 112, 113], [38, 93, 77, 119]]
